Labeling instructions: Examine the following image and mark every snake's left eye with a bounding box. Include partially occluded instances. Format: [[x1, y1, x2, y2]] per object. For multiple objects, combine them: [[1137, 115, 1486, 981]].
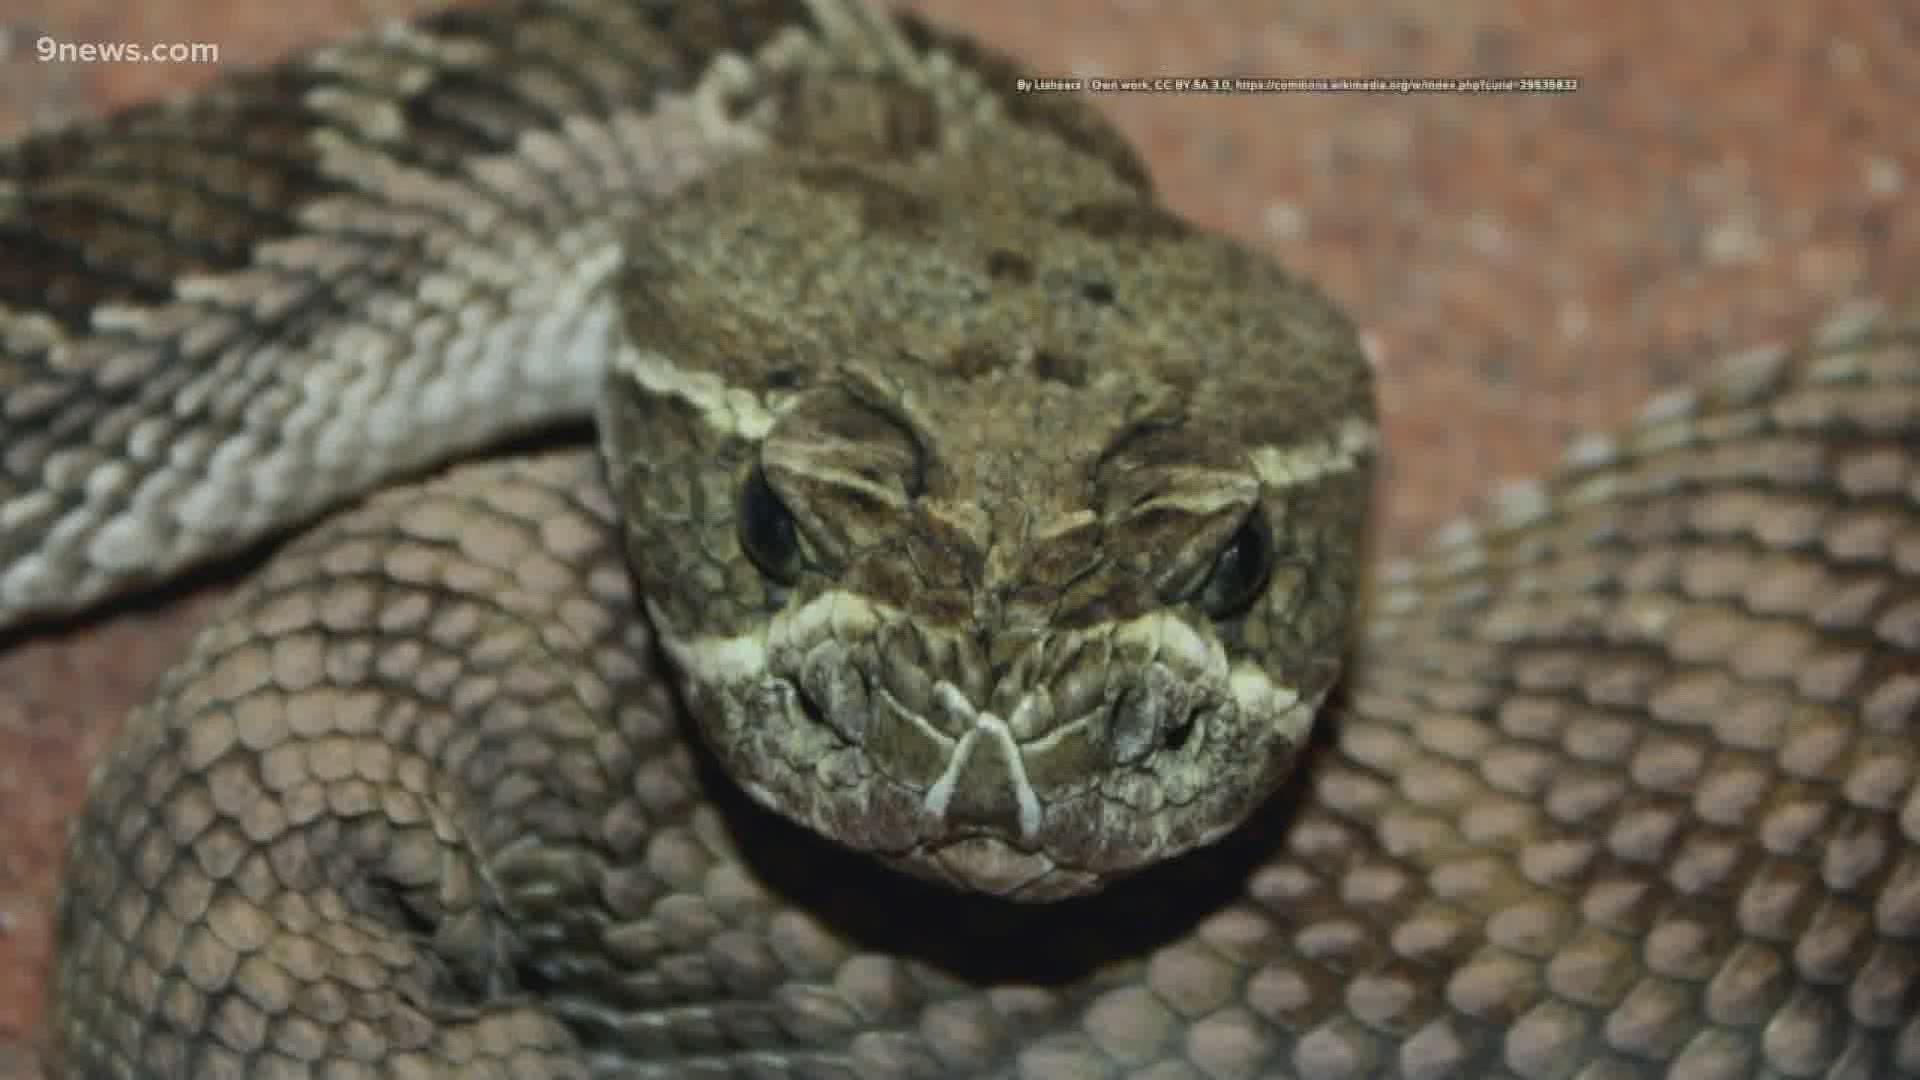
[[1192, 512, 1272, 618], [739, 466, 804, 585]]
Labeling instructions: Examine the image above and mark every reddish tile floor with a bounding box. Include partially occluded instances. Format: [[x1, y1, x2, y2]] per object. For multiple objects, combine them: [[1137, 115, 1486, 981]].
[[1, 1, 1915, 1074]]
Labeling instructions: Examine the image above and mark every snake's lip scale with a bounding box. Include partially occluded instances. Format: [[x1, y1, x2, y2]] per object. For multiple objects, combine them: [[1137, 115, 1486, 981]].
[[920, 834, 1077, 900], [663, 569, 1327, 897]]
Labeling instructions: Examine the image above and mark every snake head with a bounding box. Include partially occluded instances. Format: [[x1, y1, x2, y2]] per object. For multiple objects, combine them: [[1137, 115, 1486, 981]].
[[599, 136, 1373, 900]]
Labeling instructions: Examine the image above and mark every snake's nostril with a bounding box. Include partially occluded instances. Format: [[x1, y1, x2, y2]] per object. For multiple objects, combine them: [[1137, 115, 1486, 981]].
[[1108, 688, 1209, 764], [1162, 704, 1203, 752], [797, 651, 870, 743]]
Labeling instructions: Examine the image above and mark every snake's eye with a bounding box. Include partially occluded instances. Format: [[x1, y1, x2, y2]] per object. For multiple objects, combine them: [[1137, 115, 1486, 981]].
[[739, 466, 804, 585], [1193, 512, 1272, 618]]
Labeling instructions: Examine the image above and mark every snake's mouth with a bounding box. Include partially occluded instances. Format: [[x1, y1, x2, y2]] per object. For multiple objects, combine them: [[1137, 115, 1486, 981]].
[[657, 589, 1327, 900], [917, 835, 1098, 900]]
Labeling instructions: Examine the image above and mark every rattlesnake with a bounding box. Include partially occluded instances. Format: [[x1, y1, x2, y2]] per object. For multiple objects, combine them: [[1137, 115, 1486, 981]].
[[4, 1, 1918, 1077]]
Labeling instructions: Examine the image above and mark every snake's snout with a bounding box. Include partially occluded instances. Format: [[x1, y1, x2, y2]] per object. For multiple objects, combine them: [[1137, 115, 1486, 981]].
[[679, 590, 1313, 902]]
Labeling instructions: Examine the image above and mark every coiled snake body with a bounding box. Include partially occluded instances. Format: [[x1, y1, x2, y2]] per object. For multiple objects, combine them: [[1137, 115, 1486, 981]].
[[3, 1, 1918, 1077]]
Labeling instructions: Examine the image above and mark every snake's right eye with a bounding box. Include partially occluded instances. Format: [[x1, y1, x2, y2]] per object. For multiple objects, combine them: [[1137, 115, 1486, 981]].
[[740, 466, 804, 585], [1191, 511, 1272, 619]]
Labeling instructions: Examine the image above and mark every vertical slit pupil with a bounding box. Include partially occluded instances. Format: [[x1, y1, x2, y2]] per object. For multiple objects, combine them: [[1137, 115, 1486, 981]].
[[741, 467, 802, 583]]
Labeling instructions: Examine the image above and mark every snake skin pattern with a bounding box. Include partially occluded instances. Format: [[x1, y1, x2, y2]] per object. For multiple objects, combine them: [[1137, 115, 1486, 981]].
[[3, 0, 1918, 1077]]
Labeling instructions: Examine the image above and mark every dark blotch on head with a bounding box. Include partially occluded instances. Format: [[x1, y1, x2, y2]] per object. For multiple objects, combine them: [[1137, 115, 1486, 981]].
[[986, 248, 1036, 283], [765, 367, 803, 389], [871, 80, 942, 157], [793, 163, 935, 234], [1033, 350, 1087, 387], [775, 72, 943, 159], [946, 342, 1008, 380], [1059, 201, 1190, 243], [1079, 279, 1116, 305]]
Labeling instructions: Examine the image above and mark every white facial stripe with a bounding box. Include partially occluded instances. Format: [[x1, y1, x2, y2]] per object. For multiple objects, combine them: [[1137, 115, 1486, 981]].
[[1112, 612, 1312, 743], [922, 684, 1043, 840], [1228, 662, 1312, 743], [1028, 508, 1096, 543], [1126, 480, 1257, 519], [775, 459, 912, 511], [646, 596, 770, 682], [1250, 416, 1377, 488], [653, 590, 882, 684], [1111, 609, 1227, 671], [611, 342, 776, 440]]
